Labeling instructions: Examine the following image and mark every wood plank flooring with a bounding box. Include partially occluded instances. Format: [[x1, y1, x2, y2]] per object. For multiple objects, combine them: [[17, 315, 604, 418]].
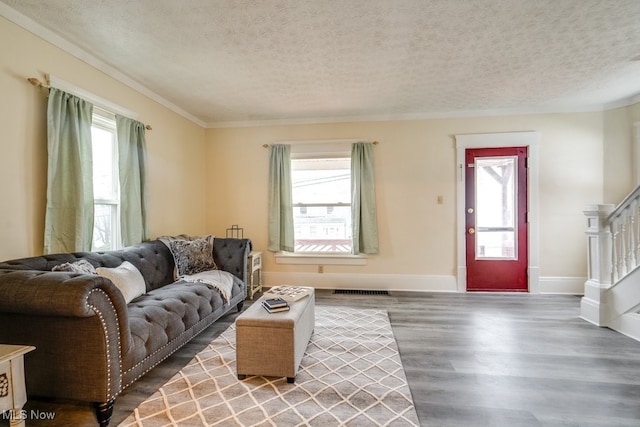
[[3, 291, 640, 426]]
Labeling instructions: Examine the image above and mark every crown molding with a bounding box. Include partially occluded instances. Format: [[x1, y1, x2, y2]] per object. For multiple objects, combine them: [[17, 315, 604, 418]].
[[603, 93, 640, 111], [205, 104, 615, 129], [0, 3, 206, 128]]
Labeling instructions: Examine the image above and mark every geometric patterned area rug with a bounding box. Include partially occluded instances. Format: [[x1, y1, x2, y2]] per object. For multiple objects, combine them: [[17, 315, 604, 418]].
[[119, 306, 420, 426]]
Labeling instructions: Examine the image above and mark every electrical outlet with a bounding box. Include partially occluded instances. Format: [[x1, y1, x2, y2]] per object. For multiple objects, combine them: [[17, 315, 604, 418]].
[[318, 265, 324, 274]]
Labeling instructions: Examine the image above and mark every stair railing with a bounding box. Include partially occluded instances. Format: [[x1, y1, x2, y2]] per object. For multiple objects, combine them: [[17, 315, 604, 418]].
[[582, 185, 640, 326], [608, 185, 640, 282]]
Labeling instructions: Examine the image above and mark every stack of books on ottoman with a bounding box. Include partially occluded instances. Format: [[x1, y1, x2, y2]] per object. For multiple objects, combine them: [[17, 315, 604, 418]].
[[263, 285, 313, 302], [262, 297, 290, 313]]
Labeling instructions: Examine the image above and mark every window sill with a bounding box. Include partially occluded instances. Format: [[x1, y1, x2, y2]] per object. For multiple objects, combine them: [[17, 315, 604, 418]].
[[274, 252, 367, 265]]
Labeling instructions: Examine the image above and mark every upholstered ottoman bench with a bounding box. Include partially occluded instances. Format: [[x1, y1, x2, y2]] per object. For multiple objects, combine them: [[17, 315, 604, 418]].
[[236, 288, 315, 383]]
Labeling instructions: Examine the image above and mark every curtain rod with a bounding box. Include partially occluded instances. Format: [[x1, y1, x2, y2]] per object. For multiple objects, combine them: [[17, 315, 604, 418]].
[[262, 140, 379, 148], [27, 76, 153, 131]]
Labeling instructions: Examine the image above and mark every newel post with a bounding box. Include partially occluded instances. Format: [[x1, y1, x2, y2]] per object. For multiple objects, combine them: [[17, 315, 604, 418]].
[[580, 204, 615, 326]]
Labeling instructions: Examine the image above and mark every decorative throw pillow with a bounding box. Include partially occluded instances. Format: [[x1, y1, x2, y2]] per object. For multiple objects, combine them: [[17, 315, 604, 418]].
[[158, 234, 214, 249], [169, 236, 218, 277], [96, 261, 146, 304], [157, 234, 193, 249], [52, 259, 97, 274]]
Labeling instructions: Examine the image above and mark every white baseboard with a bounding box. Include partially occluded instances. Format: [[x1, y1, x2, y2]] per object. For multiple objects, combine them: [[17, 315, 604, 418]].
[[538, 276, 586, 295], [608, 313, 640, 342], [262, 272, 585, 294], [580, 297, 604, 326], [263, 272, 458, 292]]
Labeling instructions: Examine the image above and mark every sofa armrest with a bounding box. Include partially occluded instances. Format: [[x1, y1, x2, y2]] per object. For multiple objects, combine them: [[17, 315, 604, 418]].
[[0, 269, 132, 402], [0, 270, 126, 317], [213, 238, 252, 284]]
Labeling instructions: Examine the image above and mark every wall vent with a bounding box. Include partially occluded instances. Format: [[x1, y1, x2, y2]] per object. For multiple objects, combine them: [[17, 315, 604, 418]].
[[333, 289, 389, 296]]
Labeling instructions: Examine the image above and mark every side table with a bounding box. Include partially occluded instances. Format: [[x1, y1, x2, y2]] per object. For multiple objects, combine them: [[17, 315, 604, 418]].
[[246, 251, 263, 300], [0, 344, 35, 427]]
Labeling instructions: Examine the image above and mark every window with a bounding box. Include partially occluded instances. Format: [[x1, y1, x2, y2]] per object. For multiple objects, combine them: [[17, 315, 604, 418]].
[[291, 157, 352, 253], [91, 111, 120, 251]]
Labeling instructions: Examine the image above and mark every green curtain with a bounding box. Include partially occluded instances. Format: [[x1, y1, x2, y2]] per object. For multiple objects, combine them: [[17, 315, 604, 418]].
[[44, 88, 94, 253], [116, 115, 148, 246], [268, 144, 294, 252], [351, 142, 379, 254]]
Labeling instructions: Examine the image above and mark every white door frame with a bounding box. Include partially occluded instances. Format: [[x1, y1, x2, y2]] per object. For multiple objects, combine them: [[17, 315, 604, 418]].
[[455, 131, 540, 293]]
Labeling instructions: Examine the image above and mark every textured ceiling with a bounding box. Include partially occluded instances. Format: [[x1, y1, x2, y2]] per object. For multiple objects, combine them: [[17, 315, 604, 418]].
[[3, 0, 640, 127]]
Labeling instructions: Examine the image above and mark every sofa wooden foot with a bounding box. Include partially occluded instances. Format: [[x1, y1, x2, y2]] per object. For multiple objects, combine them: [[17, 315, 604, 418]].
[[94, 398, 115, 427], [237, 301, 244, 312]]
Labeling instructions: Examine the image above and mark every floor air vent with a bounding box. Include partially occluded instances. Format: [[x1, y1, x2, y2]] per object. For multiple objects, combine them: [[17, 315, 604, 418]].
[[333, 289, 390, 296]]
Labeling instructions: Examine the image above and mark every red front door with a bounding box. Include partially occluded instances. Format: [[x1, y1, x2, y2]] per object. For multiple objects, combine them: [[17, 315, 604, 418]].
[[465, 147, 528, 291]]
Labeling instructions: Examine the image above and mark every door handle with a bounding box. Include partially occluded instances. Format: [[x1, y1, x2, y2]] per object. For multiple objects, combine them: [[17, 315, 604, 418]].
[[468, 227, 475, 235]]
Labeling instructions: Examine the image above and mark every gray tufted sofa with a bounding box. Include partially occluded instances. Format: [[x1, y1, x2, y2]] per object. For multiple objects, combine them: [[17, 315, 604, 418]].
[[0, 237, 251, 426]]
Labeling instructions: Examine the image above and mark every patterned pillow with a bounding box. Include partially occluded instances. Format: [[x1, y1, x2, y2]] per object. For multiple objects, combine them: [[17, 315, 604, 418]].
[[52, 259, 97, 274], [169, 237, 218, 277]]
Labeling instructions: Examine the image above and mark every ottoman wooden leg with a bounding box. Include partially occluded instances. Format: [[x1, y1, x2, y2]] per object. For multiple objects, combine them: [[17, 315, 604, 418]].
[[238, 374, 246, 380], [287, 377, 295, 384]]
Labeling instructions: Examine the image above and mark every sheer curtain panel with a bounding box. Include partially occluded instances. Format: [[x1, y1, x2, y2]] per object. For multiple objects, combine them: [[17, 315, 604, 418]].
[[351, 142, 379, 254], [116, 115, 149, 246], [268, 144, 294, 252], [44, 88, 95, 253]]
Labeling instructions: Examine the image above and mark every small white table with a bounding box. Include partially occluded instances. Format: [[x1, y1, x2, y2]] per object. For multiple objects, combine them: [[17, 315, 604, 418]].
[[246, 251, 263, 300], [0, 345, 35, 427]]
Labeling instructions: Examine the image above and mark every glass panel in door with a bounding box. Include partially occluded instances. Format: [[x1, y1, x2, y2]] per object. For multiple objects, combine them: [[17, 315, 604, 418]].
[[475, 156, 517, 259]]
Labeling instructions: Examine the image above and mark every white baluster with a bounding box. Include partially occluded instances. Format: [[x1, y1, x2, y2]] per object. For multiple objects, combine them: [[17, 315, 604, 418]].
[[618, 216, 627, 277], [636, 203, 640, 269], [617, 216, 625, 280], [621, 216, 628, 277], [612, 216, 620, 282], [625, 208, 633, 272], [630, 200, 637, 271]]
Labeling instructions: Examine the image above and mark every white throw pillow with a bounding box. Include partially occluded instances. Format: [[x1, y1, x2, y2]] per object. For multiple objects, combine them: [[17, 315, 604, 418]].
[[96, 261, 146, 303]]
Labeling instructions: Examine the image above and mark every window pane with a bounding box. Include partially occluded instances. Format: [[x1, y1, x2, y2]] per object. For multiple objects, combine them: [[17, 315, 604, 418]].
[[476, 231, 515, 258], [91, 126, 116, 200], [291, 157, 352, 253], [91, 112, 120, 251], [294, 205, 352, 253], [292, 158, 350, 204], [475, 156, 517, 260], [92, 204, 116, 251]]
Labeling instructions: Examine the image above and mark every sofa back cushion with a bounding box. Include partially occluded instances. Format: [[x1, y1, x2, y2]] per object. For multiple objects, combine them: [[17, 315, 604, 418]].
[[0, 240, 175, 292], [212, 238, 252, 283]]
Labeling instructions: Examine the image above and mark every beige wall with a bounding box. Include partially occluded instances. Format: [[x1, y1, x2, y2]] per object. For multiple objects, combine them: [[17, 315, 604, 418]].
[[0, 17, 207, 260], [206, 112, 605, 290], [603, 107, 635, 203], [630, 103, 640, 122]]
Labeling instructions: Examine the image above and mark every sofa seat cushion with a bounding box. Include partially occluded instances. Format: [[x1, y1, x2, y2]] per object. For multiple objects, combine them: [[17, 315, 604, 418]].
[[124, 280, 235, 366]]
